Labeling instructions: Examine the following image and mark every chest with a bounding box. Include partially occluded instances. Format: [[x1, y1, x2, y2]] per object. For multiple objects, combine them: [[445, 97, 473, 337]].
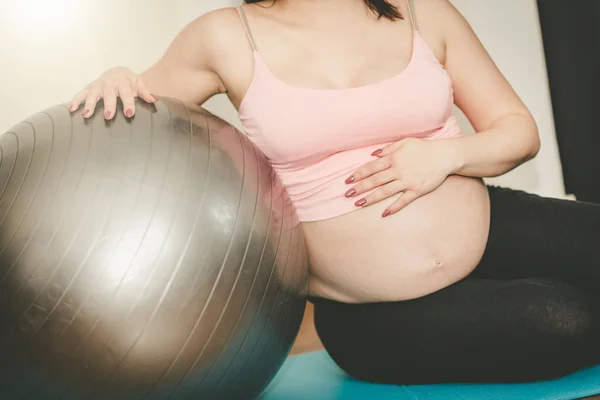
[[240, 54, 454, 164], [260, 26, 416, 92]]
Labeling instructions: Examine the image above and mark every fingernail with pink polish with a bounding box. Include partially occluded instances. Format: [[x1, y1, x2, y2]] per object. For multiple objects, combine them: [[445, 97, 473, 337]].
[[82, 109, 90, 118], [104, 111, 112, 119], [345, 175, 355, 184], [345, 188, 356, 197], [125, 109, 133, 118], [372, 149, 382, 156], [382, 209, 391, 218], [355, 198, 366, 207]]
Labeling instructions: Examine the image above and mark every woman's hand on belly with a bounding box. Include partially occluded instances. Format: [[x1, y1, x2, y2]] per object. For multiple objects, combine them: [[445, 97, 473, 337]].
[[304, 176, 491, 303], [344, 137, 459, 217]]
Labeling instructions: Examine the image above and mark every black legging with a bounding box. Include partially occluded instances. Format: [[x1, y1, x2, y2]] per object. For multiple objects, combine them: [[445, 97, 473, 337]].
[[310, 185, 600, 385]]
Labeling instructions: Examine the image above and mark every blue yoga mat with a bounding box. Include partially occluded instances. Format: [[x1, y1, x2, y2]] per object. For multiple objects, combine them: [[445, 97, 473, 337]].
[[261, 351, 600, 400]]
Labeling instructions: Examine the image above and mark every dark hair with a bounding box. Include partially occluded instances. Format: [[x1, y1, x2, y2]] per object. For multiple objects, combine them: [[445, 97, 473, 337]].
[[244, 0, 403, 21]]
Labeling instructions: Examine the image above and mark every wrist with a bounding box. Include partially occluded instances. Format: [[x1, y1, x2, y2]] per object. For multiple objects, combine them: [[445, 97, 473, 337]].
[[441, 138, 465, 175]]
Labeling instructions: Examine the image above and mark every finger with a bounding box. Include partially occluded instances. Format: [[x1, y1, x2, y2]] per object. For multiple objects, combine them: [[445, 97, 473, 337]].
[[356, 180, 406, 208], [371, 140, 405, 157], [345, 157, 391, 184], [117, 83, 136, 118], [102, 85, 118, 120], [82, 84, 102, 118], [346, 169, 394, 197], [69, 89, 89, 112], [383, 190, 419, 217], [135, 79, 158, 103]]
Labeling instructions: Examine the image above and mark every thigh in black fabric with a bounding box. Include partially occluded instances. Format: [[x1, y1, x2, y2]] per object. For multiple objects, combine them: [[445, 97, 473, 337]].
[[312, 278, 600, 385], [474, 186, 600, 289]]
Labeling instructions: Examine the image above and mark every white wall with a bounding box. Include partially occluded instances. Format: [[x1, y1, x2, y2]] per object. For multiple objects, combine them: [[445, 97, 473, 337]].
[[0, 0, 179, 132], [0, 0, 566, 198]]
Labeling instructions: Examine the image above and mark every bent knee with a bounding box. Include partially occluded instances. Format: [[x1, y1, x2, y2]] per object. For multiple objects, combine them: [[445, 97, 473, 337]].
[[537, 300, 594, 338], [520, 279, 596, 339]]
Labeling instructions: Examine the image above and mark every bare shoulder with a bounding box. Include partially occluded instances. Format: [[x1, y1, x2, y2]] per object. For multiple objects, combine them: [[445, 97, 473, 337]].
[[161, 6, 256, 103], [401, 0, 451, 63], [411, 0, 463, 22], [409, 0, 474, 63], [412, 0, 474, 37], [177, 7, 248, 56]]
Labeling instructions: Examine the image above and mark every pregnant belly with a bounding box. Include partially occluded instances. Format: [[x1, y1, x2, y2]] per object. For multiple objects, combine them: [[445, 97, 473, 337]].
[[301, 175, 491, 303]]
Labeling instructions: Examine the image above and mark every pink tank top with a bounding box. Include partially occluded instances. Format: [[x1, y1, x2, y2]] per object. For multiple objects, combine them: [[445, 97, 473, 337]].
[[236, 1, 460, 222]]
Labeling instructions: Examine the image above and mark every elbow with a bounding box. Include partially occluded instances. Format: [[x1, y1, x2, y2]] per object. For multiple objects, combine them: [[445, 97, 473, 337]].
[[529, 135, 541, 160], [516, 112, 540, 162], [523, 131, 541, 162], [496, 111, 541, 162], [526, 118, 541, 161]]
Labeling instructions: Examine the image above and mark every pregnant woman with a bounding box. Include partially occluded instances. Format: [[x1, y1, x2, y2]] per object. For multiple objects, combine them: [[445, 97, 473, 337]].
[[70, 0, 600, 385]]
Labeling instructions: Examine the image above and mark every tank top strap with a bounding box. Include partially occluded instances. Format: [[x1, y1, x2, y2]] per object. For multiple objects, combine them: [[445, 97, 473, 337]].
[[405, 0, 419, 31], [237, 6, 259, 52]]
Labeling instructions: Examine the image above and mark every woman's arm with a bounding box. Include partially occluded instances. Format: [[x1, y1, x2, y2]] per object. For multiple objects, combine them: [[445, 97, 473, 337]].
[[434, 0, 541, 177], [71, 9, 230, 119], [141, 11, 227, 105]]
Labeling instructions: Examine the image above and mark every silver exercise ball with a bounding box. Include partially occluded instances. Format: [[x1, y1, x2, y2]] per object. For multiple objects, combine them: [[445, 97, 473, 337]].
[[0, 98, 309, 399]]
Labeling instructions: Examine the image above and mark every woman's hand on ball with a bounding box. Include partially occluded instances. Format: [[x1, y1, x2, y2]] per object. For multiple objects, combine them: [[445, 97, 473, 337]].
[[344, 138, 458, 217], [69, 67, 157, 120]]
